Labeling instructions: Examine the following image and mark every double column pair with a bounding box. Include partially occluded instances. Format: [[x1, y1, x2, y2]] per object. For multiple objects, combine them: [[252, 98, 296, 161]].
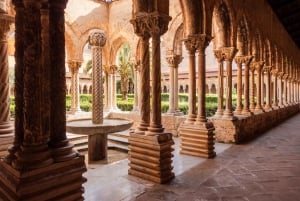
[[128, 9, 174, 183], [178, 34, 215, 158], [0, 1, 86, 200]]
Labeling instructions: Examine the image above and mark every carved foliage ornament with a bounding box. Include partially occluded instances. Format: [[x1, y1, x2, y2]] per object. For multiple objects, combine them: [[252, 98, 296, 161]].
[[88, 31, 106, 47], [165, 54, 183, 67], [183, 34, 211, 53]]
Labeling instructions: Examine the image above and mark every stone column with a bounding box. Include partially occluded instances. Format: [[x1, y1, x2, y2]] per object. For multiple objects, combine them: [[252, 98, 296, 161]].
[[242, 56, 253, 115], [222, 47, 237, 119], [48, 0, 77, 161], [0, 14, 14, 137], [132, 61, 140, 112], [129, 10, 174, 184], [180, 34, 215, 158], [196, 34, 211, 123], [272, 69, 278, 108], [5, 0, 23, 164], [283, 74, 288, 106], [174, 57, 182, 113], [213, 49, 224, 117], [103, 65, 111, 111], [254, 61, 264, 112], [278, 72, 284, 107], [249, 64, 256, 111], [261, 70, 265, 108], [110, 65, 119, 110], [68, 60, 82, 113], [183, 35, 198, 122], [288, 77, 292, 105], [130, 19, 150, 132], [10, 0, 53, 170], [0, 1, 86, 199], [88, 31, 106, 124], [166, 52, 182, 114], [264, 66, 272, 111], [234, 56, 243, 115]]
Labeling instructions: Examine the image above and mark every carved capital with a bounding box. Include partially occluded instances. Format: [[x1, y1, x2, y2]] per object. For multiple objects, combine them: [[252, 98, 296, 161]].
[[88, 30, 106, 47], [0, 14, 13, 41], [103, 65, 111, 75], [234, 56, 244, 65], [213, 49, 224, 63], [183, 34, 209, 54], [68, 60, 82, 73], [147, 13, 171, 36], [221, 47, 238, 61], [165, 54, 183, 67], [251, 61, 265, 72], [130, 13, 171, 38], [133, 60, 141, 72]]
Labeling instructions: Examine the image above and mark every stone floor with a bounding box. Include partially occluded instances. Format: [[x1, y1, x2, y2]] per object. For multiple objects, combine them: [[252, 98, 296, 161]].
[[83, 112, 300, 201]]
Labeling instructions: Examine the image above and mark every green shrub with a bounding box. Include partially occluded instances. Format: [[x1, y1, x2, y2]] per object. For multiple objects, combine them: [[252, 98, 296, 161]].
[[161, 93, 169, 102], [117, 100, 133, 111], [179, 93, 188, 102]]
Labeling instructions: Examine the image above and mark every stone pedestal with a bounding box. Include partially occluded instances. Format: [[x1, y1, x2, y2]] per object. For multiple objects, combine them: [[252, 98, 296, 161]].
[[179, 122, 215, 158], [0, 156, 86, 201], [88, 134, 107, 161], [128, 132, 174, 183]]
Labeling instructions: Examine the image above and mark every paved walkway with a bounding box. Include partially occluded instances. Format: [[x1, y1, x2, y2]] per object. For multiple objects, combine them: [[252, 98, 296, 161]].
[[84, 112, 300, 201]]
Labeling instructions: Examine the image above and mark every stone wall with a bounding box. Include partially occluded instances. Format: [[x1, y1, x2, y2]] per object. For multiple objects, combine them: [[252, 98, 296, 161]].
[[211, 104, 300, 143]]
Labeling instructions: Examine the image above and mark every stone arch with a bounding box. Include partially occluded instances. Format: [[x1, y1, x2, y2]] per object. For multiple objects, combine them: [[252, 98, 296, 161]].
[[212, 0, 236, 48], [179, 85, 184, 93], [236, 15, 251, 56], [205, 84, 209, 94], [251, 29, 263, 61], [109, 36, 129, 65], [264, 38, 272, 66], [83, 85, 88, 94], [179, 0, 204, 35], [89, 85, 92, 94], [173, 24, 184, 56]]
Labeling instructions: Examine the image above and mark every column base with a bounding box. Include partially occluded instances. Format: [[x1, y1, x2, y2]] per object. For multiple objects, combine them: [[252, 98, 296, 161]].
[[128, 132, 174, 184], [178, 122, 216, 158], [0, 155, 86, 201], [88, 133, 107, 161], [0, 122, 14, 137], [70, 107, 82, 114]]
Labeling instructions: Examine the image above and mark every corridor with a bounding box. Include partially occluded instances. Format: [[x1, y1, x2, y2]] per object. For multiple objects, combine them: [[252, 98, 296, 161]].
[[84, 112, 300, 201]]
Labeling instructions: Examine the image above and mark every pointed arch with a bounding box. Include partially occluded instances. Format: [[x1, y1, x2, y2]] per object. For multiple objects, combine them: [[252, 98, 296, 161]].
[[236, 15, 251, 56]]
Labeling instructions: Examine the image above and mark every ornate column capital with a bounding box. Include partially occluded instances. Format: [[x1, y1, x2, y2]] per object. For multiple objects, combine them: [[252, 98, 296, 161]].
[[165, 54, 183, 67], [183, 34, 202, 54], [213, 49, 224, 62], [133, 60, 141, 72], [88, 30, 106, 47], [234, 55, 253, 65], [221, 47, 238, 61], [68, 60, 82, 73], [0, 14, 13, 41], [130, 14, 151, 39], [147, 13, 171, 37], [251, 61, 265, 72], [271, 69, 278, 76]]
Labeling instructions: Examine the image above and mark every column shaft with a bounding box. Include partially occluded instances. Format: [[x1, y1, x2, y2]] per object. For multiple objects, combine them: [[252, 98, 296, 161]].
[[0, 15, 14, 137], [242, 56, 253, 114], [234, 57, 243, 115], [214, 50, 224, 117], [249, 67, 256, 111]]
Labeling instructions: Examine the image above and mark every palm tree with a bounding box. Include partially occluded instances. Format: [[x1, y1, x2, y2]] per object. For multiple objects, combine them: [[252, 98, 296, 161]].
[[117, 43, 132, 100]]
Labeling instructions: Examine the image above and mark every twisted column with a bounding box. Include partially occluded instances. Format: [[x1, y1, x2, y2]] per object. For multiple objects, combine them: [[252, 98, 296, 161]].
[[88, 31, 106, 124], [222, 47, 237, 118], [213, 49, 224, 117], [166, 52, 183, 114], [196, 34, 211, 123], [242, 56, 253, 115], [0, 14, 14, 137], [68, 60, 82, 113], [103, 65, 110, 111]]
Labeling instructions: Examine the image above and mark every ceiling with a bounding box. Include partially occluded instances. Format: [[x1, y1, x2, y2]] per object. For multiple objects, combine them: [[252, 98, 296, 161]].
[[267, 0, 300, 49]]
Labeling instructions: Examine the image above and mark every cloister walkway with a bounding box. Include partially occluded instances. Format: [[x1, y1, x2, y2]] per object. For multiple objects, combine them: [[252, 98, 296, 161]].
[[84, 111, 300, 201]]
